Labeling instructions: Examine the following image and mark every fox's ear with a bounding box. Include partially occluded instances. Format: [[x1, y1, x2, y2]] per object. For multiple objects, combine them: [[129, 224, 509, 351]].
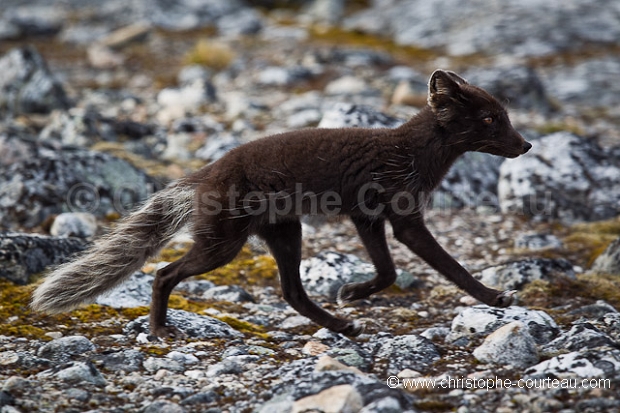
[[427, 69, 467, 112]]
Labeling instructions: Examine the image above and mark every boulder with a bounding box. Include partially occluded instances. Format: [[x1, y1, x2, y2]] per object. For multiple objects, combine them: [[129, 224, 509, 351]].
[[590, 236, 620, 275], [0, 46, 70, 115], [498, 132, 620, 222], [0, 134, 161, 229], [344, 0, 620, 57], [474, 258, 575, 291], [0, 232, 88, 285]]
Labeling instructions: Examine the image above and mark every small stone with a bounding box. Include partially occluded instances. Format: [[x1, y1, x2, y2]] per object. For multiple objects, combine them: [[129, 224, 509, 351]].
[[590, 236, 620, 275], [37, 335, 95, 362], [473, 321, 539, 368], [448, 305, 559, 345], [50, 212, 98, 238], [206, 359, 242, 377], [143, 357, 184, 373], [474, 258, 574, 291], [315, 355, 364, 376], [202, 285, 255, 303], [303, 341, 330, 356], [292, 384, 363, 413], [514, 233, 563, 250], [55, 361, 106, 387]]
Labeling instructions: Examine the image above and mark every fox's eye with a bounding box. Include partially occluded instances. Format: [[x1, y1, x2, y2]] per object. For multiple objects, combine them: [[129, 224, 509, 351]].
[[483, 117, 493, 124]]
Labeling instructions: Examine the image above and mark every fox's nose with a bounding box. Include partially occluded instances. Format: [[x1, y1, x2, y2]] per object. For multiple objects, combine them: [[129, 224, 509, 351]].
[[522, 141, 532, 153]]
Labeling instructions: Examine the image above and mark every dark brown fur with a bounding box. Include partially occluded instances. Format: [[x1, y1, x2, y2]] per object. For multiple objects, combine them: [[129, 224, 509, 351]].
[[33, 70, 531, 338]]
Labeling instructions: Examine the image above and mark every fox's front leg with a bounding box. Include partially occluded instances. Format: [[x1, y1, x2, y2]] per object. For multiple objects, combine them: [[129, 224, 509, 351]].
[[390, 216, 515, 307], [337, 216, 398, 305]]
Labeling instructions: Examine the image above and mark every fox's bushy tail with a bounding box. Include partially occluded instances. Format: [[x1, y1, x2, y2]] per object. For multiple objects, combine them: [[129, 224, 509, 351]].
[[31, 182, 195, 314]]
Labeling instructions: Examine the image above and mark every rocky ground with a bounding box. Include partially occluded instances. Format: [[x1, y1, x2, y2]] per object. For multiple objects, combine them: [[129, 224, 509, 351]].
[[1, 0, 620, 412]]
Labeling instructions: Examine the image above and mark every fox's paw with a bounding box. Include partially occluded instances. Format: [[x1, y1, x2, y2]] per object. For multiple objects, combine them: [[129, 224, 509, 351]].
[[340, 320, 365, 337], [336, 283, 361, 307], [494, 290, 517, 307]]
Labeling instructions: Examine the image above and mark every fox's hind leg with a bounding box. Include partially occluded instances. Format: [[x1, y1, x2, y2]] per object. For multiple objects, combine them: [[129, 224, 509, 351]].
[[257, 219, 363, 336], [337, 216, 398, 305], [150, 217, 249, 338]]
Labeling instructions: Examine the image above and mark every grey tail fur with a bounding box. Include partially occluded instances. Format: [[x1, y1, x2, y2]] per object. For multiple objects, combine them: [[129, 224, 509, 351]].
[[31, 181, 195, 314]]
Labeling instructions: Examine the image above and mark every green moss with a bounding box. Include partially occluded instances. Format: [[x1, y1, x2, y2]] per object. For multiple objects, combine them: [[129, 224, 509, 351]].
[[564, 217, 620, 267], [520, 272, 620, 311], [309, 26, 437, 63], [215, 315, 270, 339], [185, 39, 235, 70], [536, 121, 585, 136]]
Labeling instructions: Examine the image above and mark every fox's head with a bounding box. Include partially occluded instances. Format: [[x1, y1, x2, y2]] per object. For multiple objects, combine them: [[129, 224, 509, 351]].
[[427, 69, 532, 158]]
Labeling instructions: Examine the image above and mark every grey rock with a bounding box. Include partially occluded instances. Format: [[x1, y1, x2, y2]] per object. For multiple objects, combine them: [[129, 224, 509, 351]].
[[448, 305, 559, 345], [180, 391, 218, 405], [256, 394, 294, 413], [207, 359, 243, 377], [514, 233, 563, 250], [124, 309, 244, 339], [143, 400, 186, 413], [202, 285, 255, 303], [434, 152, 505, 209], [292, 384, 363, 413], [542, 57, 620, 108], [0, 232, 88, 285], [37, 335, 95, 362], [54, 361, 106, 387], [0, 134, 161, 228], [257, 66, 314, 86], [300, 251, 416, 299], [359, 397, 404, 413], [167, 351, 199, 365], [462, 66, 552, 112], [39, 108, 118, 147], [178, 65, 213, 86], [217, 8, 263, 36], [568, 301, 619, 319], [498, 132, 620, 222], [96, 271, 152, 308], [473, 321, 539, 368], [371, 334, 441, 375], [324, 76, 375, 96], [474, 258, 575, 291], [50, 212, 98, 238], [0, 46, 70, 115], [344, 0, 620, 57], [320, 48, 392, 67], [195, 132, 241, 162], [318, 103, 403, 129], [302, 0, 345, 26], [5, 6, 64, 37], [419, 326, 450, 342], [101, 349, 145, 372], [143, 356, 184, 373], [300, 251, 375, 299], [525, 346, 620, 380], [0, 351, 51, 371], [543, 323, 617, 353], [591, 236, 620, 275], [592, 312, 620, 343], [138, 0, 246, 31], [177, 279, 216, 295], [271, 357, 380, 402]]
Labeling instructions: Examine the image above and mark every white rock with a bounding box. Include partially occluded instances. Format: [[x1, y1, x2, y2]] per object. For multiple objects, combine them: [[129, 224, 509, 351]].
[[473, 321, 539, 368], [50, 212, 97, 238], [292, 384, 363, 413], [448, 305, 558, 345]]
